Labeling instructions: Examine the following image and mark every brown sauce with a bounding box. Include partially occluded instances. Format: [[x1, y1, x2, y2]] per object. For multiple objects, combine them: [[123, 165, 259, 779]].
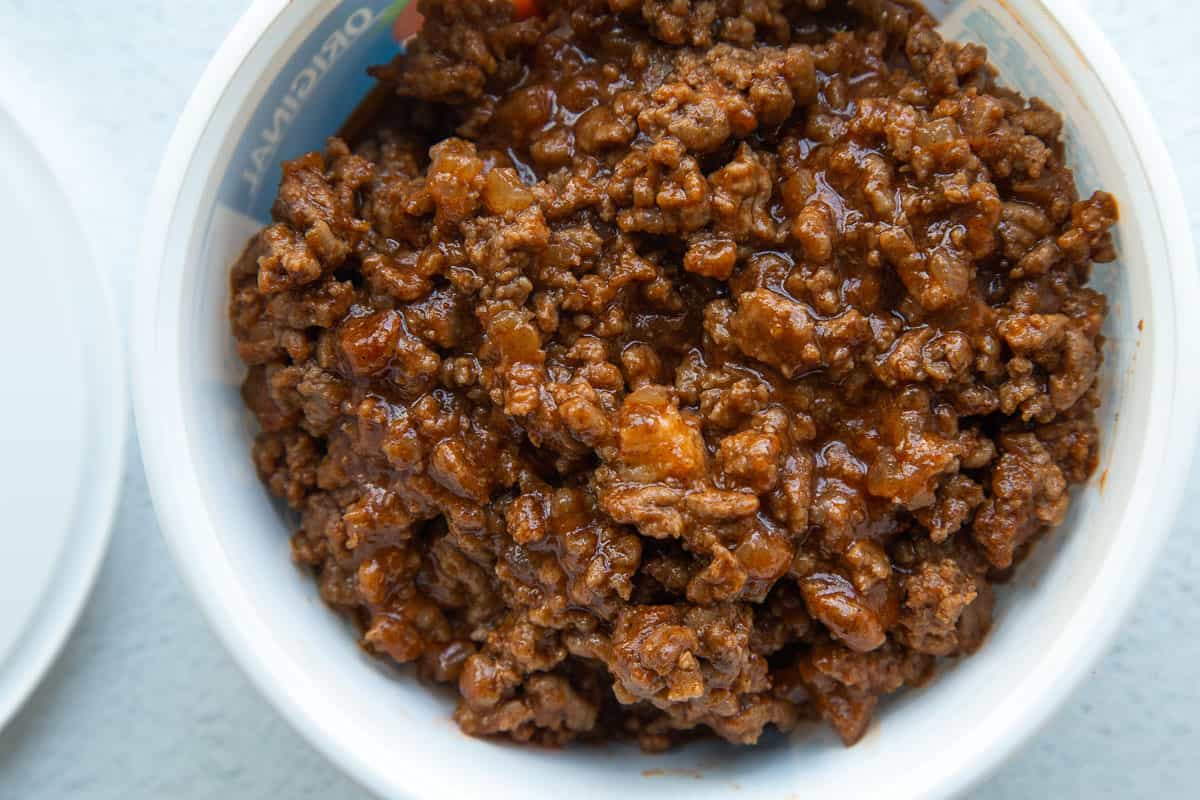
[[229, 0, 1116, 749]]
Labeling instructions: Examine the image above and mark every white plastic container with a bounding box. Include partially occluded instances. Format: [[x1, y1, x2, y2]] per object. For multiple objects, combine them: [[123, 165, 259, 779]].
[[132, 2, 1200, 798]]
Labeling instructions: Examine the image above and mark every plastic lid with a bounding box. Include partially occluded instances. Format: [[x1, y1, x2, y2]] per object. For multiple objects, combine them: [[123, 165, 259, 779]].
[[0, 82, 126, 729]]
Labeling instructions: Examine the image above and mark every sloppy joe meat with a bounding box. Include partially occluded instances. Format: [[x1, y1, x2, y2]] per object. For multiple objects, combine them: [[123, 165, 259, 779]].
[[230, 0, 1116, 749]]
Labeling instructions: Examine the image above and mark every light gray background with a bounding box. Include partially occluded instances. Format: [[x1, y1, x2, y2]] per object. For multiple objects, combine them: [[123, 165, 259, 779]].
[[0, 1, 1195, 797]]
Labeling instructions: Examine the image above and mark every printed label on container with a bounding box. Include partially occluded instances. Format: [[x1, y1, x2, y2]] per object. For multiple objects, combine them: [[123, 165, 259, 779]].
[[216, 0, 413, 223]]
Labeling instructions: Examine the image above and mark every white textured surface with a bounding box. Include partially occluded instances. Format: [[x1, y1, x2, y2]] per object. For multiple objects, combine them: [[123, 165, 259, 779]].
[[0, 1, 1195, 797]]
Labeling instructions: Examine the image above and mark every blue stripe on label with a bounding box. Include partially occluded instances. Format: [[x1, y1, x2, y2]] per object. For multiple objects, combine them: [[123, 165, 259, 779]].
[[958, 6, 1102, 193], [216, 0, 402, 223]]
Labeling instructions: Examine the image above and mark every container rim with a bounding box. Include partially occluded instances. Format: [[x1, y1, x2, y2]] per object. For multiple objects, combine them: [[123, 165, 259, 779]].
[[132, 2, 1200, 798]]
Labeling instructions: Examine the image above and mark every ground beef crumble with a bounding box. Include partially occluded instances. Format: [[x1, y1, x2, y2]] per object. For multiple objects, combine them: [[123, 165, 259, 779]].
[[230, 0, 1116, 750]]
